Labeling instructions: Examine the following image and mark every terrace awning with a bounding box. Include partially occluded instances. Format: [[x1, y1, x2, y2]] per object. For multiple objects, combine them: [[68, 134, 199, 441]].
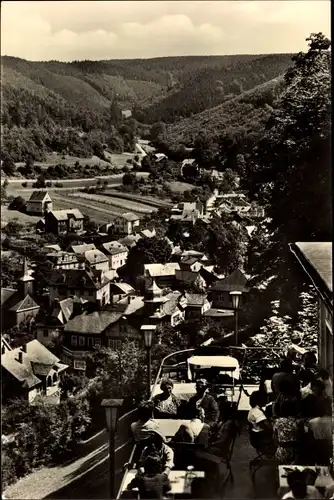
[[187, 355, 240, 380]]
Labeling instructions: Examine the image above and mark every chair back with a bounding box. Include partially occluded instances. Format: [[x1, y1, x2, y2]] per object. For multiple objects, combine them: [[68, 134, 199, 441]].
[[211, 419, 238, 460]]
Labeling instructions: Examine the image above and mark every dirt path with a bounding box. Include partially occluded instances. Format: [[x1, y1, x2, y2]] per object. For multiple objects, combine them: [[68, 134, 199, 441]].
[[3, 431, 108, 500]]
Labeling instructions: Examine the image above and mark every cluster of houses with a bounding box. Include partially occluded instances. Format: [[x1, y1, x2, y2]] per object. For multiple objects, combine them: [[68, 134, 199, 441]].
[[1, 187, 265, 404], [1, 186, 333, 409]]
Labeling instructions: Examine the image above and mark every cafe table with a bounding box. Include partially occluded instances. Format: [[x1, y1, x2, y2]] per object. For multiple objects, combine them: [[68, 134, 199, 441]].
[[278, 465, 333, 489], [122, 469, 205, 496], [154, 419, 191, 438]]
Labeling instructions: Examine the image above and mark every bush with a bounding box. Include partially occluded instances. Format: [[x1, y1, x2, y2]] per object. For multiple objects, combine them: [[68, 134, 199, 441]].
[[21, 182, 28, 188], [8, 196, 26, 212], [2, 398, 92, 486], [54, 182, 63, 188]]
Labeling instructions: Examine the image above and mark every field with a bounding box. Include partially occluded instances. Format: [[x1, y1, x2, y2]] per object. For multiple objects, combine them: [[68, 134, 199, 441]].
[[52, 190, 158, 224], [15, 153, 112, 170], [167, 181, 195, 193], [4, 173, 150, 198], [1, 206, 40, 228], [102, 190, 172, 208], [66, 192, 157, 214]]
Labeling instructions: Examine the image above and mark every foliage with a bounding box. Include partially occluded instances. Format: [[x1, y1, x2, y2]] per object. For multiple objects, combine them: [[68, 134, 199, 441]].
[[138, 54, 292, 125], [85, 341, 147, 416], [0, 254, 23, 287], [247, 286, 318, 350], [244, 33, 331, 295], [2, 398, 91, 489], [59, 371, 89, 398], [3, 219, 25, 236], [8, 196, 26, 212], [120, 236, 172, 279]]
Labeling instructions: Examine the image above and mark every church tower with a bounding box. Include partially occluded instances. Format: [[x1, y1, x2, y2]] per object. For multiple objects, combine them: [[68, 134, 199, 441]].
[[144, 279, 167, 316], [19, 257, 35, 296]]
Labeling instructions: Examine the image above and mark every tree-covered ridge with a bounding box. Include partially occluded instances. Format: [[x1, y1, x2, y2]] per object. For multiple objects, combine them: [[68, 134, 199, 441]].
[[166, 76, 285, 145], [134, 54, 293, 124]]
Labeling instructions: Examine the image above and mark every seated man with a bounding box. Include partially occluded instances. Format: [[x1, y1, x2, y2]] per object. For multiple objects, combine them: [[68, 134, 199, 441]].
[[131, 401, 160, 443], [272, 358, 300, 397], [188, 379, 220, 429], [138, 430, 174, 477], [128, 455, 172, 499], [172, 407, 209, 445]]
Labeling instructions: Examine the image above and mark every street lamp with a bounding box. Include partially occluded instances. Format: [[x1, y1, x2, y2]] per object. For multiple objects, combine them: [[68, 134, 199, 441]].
[[230, 291, 242, 346], [101, 398, 124, 499], [141, 325, 156, 399]]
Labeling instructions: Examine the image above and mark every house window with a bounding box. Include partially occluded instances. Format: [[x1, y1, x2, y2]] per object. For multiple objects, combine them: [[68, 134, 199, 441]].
[[53, 373, 58, 383], [71, 335, 77, 346], [44, 329, 48, 337], [47, 376, 52, 387], [95, 338, 101, 346], [87, 337, 94, 347], [108, 339, 122, 350], [78, 336, 85, 347], [74, 359, 86, 371]]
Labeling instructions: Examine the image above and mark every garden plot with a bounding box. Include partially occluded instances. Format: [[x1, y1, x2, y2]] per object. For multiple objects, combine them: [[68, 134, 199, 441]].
[[66, 192, 157, 214]]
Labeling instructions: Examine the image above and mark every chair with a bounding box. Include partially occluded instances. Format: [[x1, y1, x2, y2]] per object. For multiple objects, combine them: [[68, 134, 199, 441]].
[[248, 426, 276, 482], [193, 419, 238, 489]]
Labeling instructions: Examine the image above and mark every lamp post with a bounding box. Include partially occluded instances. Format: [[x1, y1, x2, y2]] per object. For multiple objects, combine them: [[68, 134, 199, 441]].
[[230, 290, 242, 346], [141, 325, 156, 399], [101, 398, 124, 499]]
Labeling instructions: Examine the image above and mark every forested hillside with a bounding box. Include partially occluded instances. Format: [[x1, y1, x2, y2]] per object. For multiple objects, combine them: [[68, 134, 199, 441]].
[[1, 53, 294, 164], [166, 76, 285, 145], [133, 54, 293, 123]]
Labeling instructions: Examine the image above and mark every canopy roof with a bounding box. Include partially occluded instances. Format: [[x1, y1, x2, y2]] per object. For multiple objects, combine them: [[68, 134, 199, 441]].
[[187, 355, 240, 379]]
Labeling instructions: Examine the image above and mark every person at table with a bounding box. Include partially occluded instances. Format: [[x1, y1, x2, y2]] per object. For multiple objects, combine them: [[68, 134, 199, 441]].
[[152, 378, 181, 418], [281, 470, 323, 499], [248, 390, 275, 456], [300, 379, 331, 419], [128, 455, 172, 499], [138, 429, 174, 477], [172, 407, 209, 445], [273, 397, 305, 464], [297, 352, 319, 388], [307, 398, 333, 465], [318, 369, 333, 399], [131, 401, 160, 443], [188, 379, 220, 429], [272, 358, 300, 397]]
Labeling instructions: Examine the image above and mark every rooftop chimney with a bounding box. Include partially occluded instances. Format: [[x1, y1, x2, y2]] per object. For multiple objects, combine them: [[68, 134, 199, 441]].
[[17, 351, 23, 364], [21, 343, 27, 353]]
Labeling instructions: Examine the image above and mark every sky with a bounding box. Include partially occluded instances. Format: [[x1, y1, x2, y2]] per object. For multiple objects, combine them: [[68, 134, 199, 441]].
[[1, 1, 331, 61]]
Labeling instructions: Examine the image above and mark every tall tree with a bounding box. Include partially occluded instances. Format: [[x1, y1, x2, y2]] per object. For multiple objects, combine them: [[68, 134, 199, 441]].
[[245, 33, 331, 291]]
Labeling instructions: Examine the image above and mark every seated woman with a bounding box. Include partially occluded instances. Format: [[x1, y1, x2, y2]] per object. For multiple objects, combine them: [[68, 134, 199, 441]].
[[138, 430, 174, 477], [301, 379, 332, 419], [188, 379, 220, 429], [248, 390, 275, 456], [307, 398, 332, 465], [128, 455, 172, 499], [152, 378, 181, 419], [273, 397, 305, 465], [172, 407, 209, 445], [131, 401, 160, 443], [281, 470, 323, 500]]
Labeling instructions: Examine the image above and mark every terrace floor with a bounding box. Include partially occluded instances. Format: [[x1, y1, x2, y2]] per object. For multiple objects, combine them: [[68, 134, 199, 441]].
[[223, 418, 278, 499]]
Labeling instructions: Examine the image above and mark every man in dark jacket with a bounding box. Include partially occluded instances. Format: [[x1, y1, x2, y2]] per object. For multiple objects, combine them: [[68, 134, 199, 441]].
[[188, 379, 220, 429]]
